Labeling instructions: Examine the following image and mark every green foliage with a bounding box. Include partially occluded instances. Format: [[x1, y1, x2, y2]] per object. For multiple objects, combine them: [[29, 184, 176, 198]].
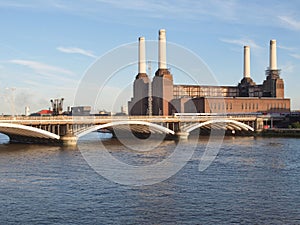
[[291, 121, 300, 128]]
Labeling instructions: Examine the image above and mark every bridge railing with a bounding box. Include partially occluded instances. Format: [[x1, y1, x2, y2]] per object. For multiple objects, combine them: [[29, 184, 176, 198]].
[[0, 113, 260, 121]]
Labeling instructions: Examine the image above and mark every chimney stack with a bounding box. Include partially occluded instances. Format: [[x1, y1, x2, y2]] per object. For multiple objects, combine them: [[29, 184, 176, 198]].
[[138, 37, 146, 74], [243, 46, 251, 78], [269, 39, 277, 70], [158, 29, 167, 69]]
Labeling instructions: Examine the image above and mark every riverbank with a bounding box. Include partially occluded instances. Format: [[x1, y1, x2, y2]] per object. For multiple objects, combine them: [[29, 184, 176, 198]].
[[258, 128, 300, 137]]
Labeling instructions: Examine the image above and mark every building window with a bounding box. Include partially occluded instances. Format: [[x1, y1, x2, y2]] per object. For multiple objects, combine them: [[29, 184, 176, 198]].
[[230, 103, 232, 110], [245, 103, 247, 110], [226, 103, 228, 110], [242, 103, 244, 110], [256, 103, 258, 109]]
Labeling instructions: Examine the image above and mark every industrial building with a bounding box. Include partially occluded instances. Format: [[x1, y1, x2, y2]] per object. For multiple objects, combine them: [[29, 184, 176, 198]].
[[128, 29, 290, 115]]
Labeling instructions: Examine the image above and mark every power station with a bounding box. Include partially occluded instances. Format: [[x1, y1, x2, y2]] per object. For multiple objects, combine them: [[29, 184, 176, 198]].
[[128, 29, 290, 115]]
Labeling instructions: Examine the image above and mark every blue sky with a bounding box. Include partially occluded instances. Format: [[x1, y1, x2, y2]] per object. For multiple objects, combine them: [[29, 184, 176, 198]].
[[0, 0, 300, 114]]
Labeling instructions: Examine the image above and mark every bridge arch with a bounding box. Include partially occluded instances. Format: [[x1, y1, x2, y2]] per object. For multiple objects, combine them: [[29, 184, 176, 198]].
[[184, 119, 254, 133], [77, 120, 175, 138], [0, 123, 60, 140]]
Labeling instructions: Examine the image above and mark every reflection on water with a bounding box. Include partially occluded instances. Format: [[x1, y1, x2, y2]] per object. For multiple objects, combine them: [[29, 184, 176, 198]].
[[0, 133, 300, 224], [0, 133, 9, 144]]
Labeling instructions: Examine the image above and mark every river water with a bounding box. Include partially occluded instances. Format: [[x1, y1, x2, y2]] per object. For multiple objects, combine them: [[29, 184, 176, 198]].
[[0, 133, 299, 224]]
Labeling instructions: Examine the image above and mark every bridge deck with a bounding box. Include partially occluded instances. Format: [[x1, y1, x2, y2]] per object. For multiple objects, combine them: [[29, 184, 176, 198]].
[[0, 114, 277, 145], [0, 115, 260, 125]]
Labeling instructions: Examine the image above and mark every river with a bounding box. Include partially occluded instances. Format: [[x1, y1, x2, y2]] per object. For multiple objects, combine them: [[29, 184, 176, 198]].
[[0, 133, 299, 224]]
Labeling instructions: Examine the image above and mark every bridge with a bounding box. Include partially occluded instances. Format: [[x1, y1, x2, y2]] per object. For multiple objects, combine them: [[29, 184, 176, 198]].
[[0, 114, 271, 145]]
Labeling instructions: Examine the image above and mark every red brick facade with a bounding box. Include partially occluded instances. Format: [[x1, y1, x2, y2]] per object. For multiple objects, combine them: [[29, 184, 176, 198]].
[[184, 97, 290, 114]]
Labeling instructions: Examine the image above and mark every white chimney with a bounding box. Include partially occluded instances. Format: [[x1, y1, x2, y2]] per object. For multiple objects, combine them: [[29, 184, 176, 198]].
[[158, 29, 167, 69], [243, 46, 250, 78], [138, 37, 146, 74], [269, 39, 277, 70]]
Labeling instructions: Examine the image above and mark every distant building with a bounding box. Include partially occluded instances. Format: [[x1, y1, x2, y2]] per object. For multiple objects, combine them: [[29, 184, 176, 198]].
[[30, 109, 52, 116], [94, 110, 111, 116], [128, 30, 290, 115], [121, 105, 128, 115], [25, 106, 30, 116], [50, 98, 64, 116], [71, 106, 91, 116]]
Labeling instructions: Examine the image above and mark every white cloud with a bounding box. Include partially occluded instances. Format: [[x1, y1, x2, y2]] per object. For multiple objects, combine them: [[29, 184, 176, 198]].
[[57, 46, 97, 58], [1, 0, 297, 29], [220, 38, 261, 49], [278, 45, 296, 51], [0, 0, 238, 22], [278, 16, 300, 31], [9, 59, 75, 76], [281, 61, 295, 73], [1, 0, 299, 33], [290, 53, 300, 59], [95, 0, 238, 20]]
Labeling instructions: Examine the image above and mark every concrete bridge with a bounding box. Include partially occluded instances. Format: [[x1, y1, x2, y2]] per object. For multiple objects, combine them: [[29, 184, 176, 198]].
[[0, 114, 268, 145]]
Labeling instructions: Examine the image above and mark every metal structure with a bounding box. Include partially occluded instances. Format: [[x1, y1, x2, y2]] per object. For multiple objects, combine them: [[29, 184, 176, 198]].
[[50, 98, 64, 116]]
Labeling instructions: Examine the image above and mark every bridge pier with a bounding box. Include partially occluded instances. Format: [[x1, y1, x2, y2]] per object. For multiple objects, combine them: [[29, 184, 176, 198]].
[[60, 134, 78, 146], [175, 131, 190, 140], [255, 118, 264, 132]]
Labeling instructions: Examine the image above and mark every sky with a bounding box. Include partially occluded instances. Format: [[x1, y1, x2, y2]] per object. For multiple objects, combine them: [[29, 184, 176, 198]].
[[0, 0, 300, 114]]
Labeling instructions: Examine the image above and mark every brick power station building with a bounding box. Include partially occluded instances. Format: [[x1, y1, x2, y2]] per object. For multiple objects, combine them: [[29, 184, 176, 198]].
[[128, 29, 290, 116]]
